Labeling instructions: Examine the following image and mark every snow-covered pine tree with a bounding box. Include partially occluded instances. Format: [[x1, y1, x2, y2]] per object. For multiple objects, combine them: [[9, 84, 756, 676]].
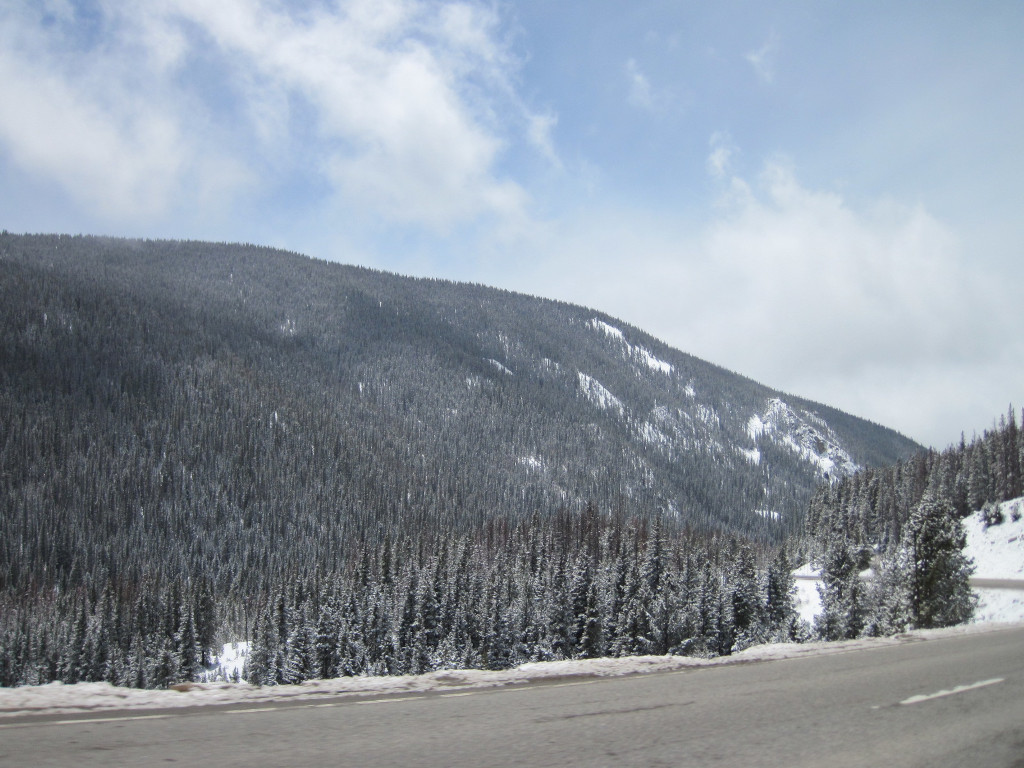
[[814, 540, 869, 641], [764, 544, 799, 641], [899, 494, 976, 629]]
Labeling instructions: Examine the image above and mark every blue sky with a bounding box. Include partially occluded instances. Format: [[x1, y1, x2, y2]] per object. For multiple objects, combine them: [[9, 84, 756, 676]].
[[2, 0, 1022, 448]]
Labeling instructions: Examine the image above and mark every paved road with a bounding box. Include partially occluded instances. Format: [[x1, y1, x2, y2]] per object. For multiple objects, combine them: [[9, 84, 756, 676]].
[[793, 574, 1024, 590], [2, 626, 1022, 768], [970, 578, 1024, 590]]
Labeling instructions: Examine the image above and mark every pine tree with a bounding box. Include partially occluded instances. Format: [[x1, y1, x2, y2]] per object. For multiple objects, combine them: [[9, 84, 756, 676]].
[[898, 495, 976, 629], [814, 541, 869, 641], [765, 545, 798, 641]]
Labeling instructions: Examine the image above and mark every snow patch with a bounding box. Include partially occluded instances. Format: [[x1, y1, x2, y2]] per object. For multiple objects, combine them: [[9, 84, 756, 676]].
[[518, 455, 545, 472], [485, 358, 513, 376], [794, 577, 823, 626], [198, 642, 249, 683], [740, 447, 761, 465], [588, 318, 625, 341], [754, 508, 780, 521], [694, 404, 719, 428], [587, 318, 674, 376], [963, 498, 1024, 580], [578, 372, 624, 417], [636, 347, 673, 375], [974, 588, 1024, 624], [637, 421, 673, 449]]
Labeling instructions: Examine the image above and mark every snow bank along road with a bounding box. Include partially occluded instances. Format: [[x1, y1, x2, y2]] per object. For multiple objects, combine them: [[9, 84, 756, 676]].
[[1, 625, 1022, 768]]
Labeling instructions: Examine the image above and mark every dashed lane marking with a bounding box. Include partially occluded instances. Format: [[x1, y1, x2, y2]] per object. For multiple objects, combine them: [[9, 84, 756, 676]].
[[898, 678, 1005, 706]]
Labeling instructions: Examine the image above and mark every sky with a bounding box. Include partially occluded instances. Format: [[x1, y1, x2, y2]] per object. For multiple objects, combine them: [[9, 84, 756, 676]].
[[1, 0, 1022, 449]]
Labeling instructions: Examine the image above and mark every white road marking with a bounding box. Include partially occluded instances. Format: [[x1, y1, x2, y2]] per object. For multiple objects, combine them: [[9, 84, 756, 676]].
[[355, 696, 421, 705], [899, 678, 1005, 706], [0, 713, 172, 729], [223, 706, 281, 714]]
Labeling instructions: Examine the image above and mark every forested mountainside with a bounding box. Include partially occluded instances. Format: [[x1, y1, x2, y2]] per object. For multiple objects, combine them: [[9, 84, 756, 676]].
[[0, 233, 922, 687], [806, 408, 1023, 639]]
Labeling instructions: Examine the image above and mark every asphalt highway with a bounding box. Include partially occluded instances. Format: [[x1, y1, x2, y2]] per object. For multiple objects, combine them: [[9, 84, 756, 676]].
[[2, 626, 1022, 768]]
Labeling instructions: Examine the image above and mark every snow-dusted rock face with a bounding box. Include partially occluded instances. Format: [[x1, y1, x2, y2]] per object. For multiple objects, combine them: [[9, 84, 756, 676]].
[[749, 398, 860, 479]]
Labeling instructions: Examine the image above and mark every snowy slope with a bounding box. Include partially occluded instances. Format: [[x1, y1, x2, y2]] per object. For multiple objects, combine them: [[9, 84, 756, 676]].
[[963, 497, 1024, 580], [963, 497, 1024, 623]]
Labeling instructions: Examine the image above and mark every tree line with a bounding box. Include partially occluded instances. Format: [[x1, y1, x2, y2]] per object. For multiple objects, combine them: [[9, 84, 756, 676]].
[[0, 508, 804, 688]]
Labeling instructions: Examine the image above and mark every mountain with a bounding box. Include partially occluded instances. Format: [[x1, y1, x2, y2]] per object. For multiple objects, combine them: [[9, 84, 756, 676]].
[[0, 233, 920, 591]]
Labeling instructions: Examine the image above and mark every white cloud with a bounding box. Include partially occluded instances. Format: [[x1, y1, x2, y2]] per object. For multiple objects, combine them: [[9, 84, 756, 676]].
[[706, 132, 737, 179], [527, 111, 560, 168], [625, 58, 655, 109], [499, 156, 1016, 447], [0, 0, 535, 231], [746, 29, 779, 84], [0, 3, 224, 220], [699, 159, 982, 378]]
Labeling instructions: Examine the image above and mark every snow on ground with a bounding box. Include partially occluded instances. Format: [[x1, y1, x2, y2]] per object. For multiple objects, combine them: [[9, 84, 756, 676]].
[[793, 575, 823, 626], [963, 497, 1024, 579], [738, 447, 761, 465], [197, 642, 249, 683], [3, 624, 1020, 719], [518, 455, 546, 472], [588, 318, 625, 342], [973, 588, 1024, 624], [748, 399, 859, 478]]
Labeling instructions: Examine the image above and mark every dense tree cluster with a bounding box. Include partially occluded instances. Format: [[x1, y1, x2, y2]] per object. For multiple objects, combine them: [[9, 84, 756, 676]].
[[807, 409, 1023, 635], [807, 407, 1023, 551], [0, 578, 217, 689], [0, 509, 805, 687], [244, 513, 807, 684]]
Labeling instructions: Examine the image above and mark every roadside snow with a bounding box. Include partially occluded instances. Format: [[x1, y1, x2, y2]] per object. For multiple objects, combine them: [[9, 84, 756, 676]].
[[974, 588, 1024, 624], [3, 625, 1020, 719]]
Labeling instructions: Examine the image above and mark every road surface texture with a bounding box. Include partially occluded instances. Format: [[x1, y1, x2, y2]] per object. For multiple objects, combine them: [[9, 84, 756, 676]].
[[1, 626, 1022, 768]]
